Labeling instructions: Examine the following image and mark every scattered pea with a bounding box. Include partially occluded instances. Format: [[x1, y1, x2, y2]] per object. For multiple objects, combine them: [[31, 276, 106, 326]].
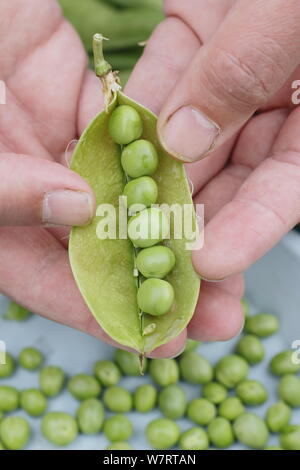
[[215, 355, 249, 388], [270, 350, 300, 376], [236, 380, 268, 406], [208, 417, 235, 448], [115, 349, 146, 376], [19, 347, 44, 370], [134, 384, 157, 413], [76, 398, 105, 435], [0, 386, 19, 412], [218, 397, 245, 421], [103, 414, 133, 442], [187, 398, 216, 426], [68, 374, 101, 401], [146, 418, 180, 450], [179, 352, 213, 384], [280, 425, 300, 450], [0, 352, 15, 378], [184, 339, 201, 353], [266, 401, 291, 433], [94, 360, 121, 386], [39, 366, 65, 397], [149, 358, 179, 387], [233, 413, 269, 449], [137, 278, 174, 316], [136, 246, 175, 279], [0, 441, 4, 450], [241, 299, 250, 317], [235, 335, 265, 364], [278, 374, 300, 407], [4, 301, 31, 322], [20, 389, 47, 417], [158, 385, 187, 419], [202, 382, 228, 404], [103, 386, 132, 413], [179, 427, 209, 450], [0, 416, 30, 450], [106, 441, 133, 450], [245, 313, 279, 337], [108, 105, 143, 145], [121, 139, 158, 178], [41, 412, 78, 446]]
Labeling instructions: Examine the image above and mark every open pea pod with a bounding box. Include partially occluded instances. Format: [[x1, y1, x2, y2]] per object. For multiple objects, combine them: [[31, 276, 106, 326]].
[[69, 35, 200, 356]]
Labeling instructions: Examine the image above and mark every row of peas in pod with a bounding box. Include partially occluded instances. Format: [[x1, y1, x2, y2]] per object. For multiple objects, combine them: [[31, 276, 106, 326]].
[[108, 104, 176, 317]]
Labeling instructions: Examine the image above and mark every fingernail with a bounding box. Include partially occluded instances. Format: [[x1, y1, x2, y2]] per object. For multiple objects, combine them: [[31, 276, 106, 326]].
[[42, 190, 94, 226], [159, 106, 220, 162], [201, 276, 228, 282]]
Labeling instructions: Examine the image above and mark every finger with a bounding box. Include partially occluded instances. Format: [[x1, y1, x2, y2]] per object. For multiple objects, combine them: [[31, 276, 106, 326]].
[[77, 69, 104, 135], [148, 330, 187, 359], [187, 280, 244, 341], [193, 105, 300, 280], [0, 154, 95, 226], [158, 0, 300, 162]]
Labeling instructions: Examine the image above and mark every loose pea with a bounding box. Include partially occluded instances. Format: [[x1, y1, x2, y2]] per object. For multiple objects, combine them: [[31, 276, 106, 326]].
[[103, 414, 133, 442], [4, 301, 31, 321], [0, 386, 19, 412], [236, 380, 268, 406], [245, 313, 279, 337], [128, 207, 169, 248], [187, 398, 216, 426], [0, 352, 15, 378], [123, 176, 158, 210], [158, 385, 187, 419], [270, 350, 300, 376], [76, 398, 105, 435], [280, 425, 300, 450], [202, 382, 228, 404], [93, 360, 121, 387], [108, 105, 143, 145], [0, 441, 4, 450], [103, 386, 132, 413], [68, 374, 101, 401], [208, 417, 235, 448], [114, 349, 147, 376], [278, 374, 300, 407], [134, 384, 157, 413], [218, 397, 245, 421], [149, 358, 179, 387], [179, 352, 213, 384], [136, 246, 175, 279], [215, 355, 249, 388], [235, 335, 265, 364], [19, 347, 44, 370], [41, 412, 78, 446], [20, 389, 47, 417], [137, 278, 174, 316], [121, 139, 158, 178], [266, 401, 291, 433], [0, 411, 3, 422], [106, 442, 133, 450], [146, 418, 180, 450], [233, 413, 269, 449], [179, 427, 209, 450], [0, 416, 30, 450], [184, 339, 201, 353], [241, 299, 250, 317], [39, 366, 65, 397]]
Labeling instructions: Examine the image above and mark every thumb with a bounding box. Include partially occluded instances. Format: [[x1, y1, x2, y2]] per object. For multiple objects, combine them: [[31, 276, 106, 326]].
[[157, 0, 300, 162], [0, 154, 95, 226]]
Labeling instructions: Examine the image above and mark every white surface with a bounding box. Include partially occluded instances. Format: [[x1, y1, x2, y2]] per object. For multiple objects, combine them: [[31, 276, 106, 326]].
[[0, 233, 300, 450]]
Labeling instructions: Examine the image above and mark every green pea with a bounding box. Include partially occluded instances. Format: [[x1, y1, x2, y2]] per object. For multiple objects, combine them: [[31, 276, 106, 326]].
[[146, 418, 180, 450], [158, 385, 187, 419], [123, 176, 158, 210], [266, 401, 291, 433], [0, 386, 19, 412], [270, 350, 300, 376], [134, 384, 157, 413], [218, 397, 245, 421], [278, 374, 300, 407], [0, 441, 4, 450], [0, 411, 3, 422], [128, 207, 169, 248], [108, 105, 143, 145], [137, 278, 174, 316], [280, 425, 300, 450], [121, 139, 158, 178], [103, 386, 132, 413], [245, 313, 279, 337], [235, 335, 265, 364], [19, 347, 44, 370], [233, 413, 269, 449], [179, 352, 213, 384], [179, 427, 209, 450], [41, 412, 78, 446], [103, 414, 133, 442], [236, 380, 268, 406], [106, 441, 133, 450], [4, 301, 31, 321], [93, 360, 121, 386], [20, 389, 47, 417], [187, 398, 216, 426], [0, 352, 15, 378], [39, 366, 65, 397], [0, 416, 30, 450], [202, 382, 228, 404], [241, 298, 250, 317], [149, 358, 179, 387], [136, 246, 175, 279], [114, 349, 147, 376], [68, 374, 101, 401], [215, 355, 249, 388], [76, 398, 105, 435], [208, 417, 235, 448], [184, 339, 201, 353]]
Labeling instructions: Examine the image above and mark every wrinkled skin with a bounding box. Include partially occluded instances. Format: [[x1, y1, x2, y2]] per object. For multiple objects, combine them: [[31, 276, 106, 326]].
[[1, 0, 300, 357]]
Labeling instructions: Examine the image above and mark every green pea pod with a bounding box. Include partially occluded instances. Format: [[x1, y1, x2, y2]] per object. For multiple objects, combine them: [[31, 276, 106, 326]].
[[69, 35, 200, 356]]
